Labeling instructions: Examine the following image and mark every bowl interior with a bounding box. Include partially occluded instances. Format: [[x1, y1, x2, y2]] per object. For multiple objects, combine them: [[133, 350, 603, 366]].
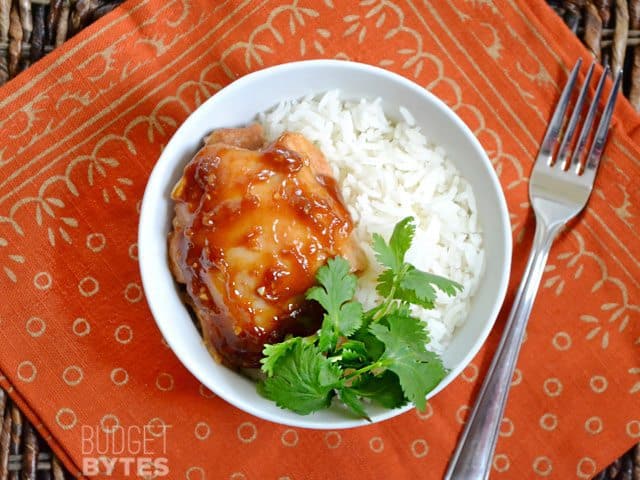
[[138, 60, 512, 429]]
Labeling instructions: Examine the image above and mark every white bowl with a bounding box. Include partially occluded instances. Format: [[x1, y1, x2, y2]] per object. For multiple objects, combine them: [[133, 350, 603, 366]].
[[138, 60, 512, 429]]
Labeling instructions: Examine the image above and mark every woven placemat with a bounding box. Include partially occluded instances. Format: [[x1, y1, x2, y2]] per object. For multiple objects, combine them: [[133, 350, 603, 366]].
[[0, 0, 124, 85], [0, 389, 68, 479], [547, 0, 640, 110], [0, 1, 637, 479]]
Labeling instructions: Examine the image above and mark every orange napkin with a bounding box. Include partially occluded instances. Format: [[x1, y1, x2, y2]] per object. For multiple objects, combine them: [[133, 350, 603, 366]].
[[0, 1, 638, 478]]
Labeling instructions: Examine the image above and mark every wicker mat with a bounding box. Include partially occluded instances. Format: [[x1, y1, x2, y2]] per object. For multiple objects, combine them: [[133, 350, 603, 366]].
[[0, 1, 637, 479]]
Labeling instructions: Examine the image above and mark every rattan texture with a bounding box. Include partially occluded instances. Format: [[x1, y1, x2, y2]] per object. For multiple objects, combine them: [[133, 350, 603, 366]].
[[0, 0, 124, 85], [0, 389, 69, 479], [548, 0, 640, 109]]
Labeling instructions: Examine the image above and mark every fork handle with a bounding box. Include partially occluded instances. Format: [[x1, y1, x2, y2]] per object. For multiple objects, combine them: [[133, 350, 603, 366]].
[[444, 219, 561, 480]]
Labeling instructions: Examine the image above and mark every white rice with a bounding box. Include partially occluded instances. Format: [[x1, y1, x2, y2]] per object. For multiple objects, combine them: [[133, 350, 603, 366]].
[[258, 90, 484, 352]]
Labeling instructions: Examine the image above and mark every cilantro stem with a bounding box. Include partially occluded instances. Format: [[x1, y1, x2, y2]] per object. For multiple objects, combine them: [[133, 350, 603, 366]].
[[372, 295, 394, 323], [345, 360, 386, 380], [372, 263, 411, 322]]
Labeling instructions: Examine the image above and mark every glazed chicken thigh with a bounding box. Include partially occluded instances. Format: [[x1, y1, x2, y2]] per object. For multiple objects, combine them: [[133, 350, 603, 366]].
[[169, 125, 364, 368]]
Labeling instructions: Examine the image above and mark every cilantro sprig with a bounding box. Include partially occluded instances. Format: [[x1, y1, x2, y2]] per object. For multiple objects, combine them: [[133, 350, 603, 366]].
[[258, 217, 464, 419]]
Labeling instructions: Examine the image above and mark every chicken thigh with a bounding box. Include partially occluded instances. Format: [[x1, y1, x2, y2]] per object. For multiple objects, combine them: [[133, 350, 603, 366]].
[[168, 124, 364, 368]]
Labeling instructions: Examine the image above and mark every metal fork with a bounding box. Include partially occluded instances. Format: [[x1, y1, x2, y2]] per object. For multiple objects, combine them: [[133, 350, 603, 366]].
[[444, 59, 622, 480]]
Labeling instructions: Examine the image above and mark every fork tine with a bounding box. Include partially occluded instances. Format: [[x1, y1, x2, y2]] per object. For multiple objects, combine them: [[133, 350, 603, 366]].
[[555, 61, 595, 169], [583, 69, 622, 175], [569, 65, 610, 172], [538, 59, 582, 165]]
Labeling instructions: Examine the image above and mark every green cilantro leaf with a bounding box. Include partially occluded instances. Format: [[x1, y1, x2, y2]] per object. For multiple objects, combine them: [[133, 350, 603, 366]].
[[374, 269, 395, 299], [259, 340, 342, 415], [317, 318, 338, 353], [351, 316, 385, 362], [372, 216, 415, 272], [351, 371, 408, 409], [376, 265, 463, 310], [260, 336, 300, 377], [338, 301, 364, 336], [388, 216, 416, 266], [339, 339, 369, 367], [372, 233, 398, 272], [306, 257, 363, 348], [402, 267, 463, 302], [306, 257, 356, 311], [341, 349, 363, 365], [369, 313, 446, 411], [412, 270, 464, 298], [399, 267, 438, 309], [340, 339, 368, 358], [376, 268, 434, 310], [338, 387, 371, 421]]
